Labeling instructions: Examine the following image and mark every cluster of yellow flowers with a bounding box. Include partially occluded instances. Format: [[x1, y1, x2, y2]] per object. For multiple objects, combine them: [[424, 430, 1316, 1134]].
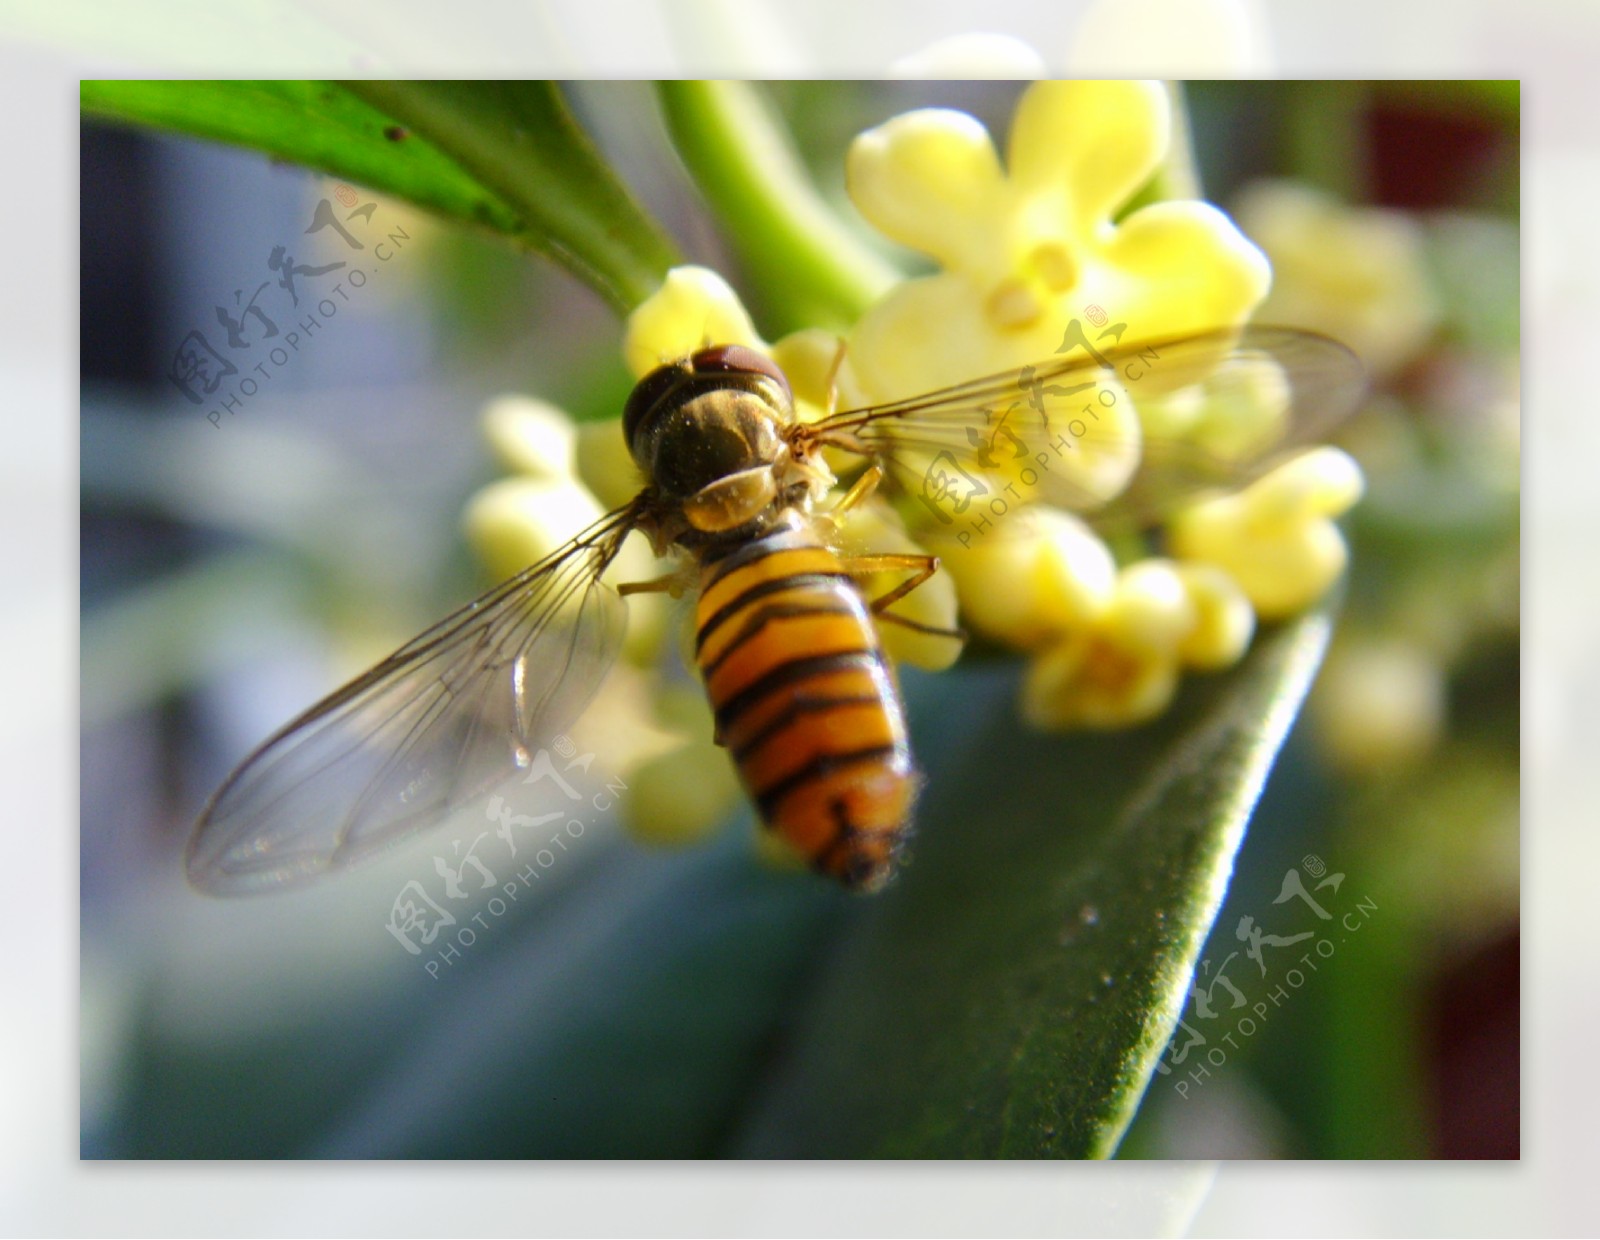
[[470, 80, 1368, 846], [1231, 180, 1455, 772]]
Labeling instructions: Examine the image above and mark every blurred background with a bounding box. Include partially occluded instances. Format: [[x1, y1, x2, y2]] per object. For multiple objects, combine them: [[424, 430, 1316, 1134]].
[[80, 81, 1518, 1159]]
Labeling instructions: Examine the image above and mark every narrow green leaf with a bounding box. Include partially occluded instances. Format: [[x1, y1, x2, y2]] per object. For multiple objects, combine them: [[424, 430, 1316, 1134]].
[[81, 81, 525, 236], [110, 611, 1332, 1159], [307, 832, 846, 1159], [733, 608, 1333, 1158], [81, 80, 680, 314], [343, 81, 679, 312], [657, 81, 900, 334]]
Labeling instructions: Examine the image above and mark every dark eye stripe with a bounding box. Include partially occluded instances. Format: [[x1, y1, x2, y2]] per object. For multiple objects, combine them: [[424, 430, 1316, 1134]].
[[690, 344, 792, 398], [622, 362, 690, 455]]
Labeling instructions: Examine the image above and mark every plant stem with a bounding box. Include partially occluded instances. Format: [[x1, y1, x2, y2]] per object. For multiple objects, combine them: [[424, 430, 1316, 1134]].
[[1116, 81, 1203, 219], [657, 81, 900, 335]]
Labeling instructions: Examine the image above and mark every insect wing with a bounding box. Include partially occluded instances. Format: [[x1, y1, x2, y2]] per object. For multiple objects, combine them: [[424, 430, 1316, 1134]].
[[807, 324, 1366, 530], [186, 508, 637, 894]]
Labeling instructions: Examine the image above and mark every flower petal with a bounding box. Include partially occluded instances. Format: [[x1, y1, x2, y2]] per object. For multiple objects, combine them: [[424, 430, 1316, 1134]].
[[623, 266, 767, 378], [1169, 448, 1364, 619], [771, 327, 865, 420], [482, 394, 577, 479], [1097, 200, 1271, 339], [847, 274, 1018, 399], [1102, 559, 1196, 655], [939, 507, 1117, 650], [1173, 562, 1255, 669], [1235, 180, 1438, 379], [1022, 630, 1181, 730], [847, 108, 1007, 273], [1007, 80, 1169, 233]]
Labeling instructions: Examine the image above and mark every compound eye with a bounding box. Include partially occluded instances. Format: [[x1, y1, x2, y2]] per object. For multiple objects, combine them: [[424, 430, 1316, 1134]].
[[622, 361, 689, 460], [689, 344, 792, 399]]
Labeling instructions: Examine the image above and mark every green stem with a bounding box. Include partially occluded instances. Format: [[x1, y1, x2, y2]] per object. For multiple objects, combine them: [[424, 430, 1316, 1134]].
[[1154, 80, 1202, 201], [657, 81, 900, 335], [1116, 81, 1202, 218]]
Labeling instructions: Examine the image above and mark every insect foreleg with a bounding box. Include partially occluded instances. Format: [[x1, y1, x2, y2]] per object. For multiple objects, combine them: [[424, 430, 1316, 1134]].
[[827, 463, 885, 522]]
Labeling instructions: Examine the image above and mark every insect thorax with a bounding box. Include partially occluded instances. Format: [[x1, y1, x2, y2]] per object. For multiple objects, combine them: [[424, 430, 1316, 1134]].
[[639, 387, 785, 498]]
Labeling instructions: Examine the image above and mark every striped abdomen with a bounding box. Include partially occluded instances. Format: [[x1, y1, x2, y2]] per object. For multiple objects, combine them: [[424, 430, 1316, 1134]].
[[693, 520, 918, 891]]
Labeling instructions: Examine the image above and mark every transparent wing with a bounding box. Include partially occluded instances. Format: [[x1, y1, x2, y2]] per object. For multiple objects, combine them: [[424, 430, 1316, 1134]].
[[802, 323, 1367, 532], [186, 505, 640, 895]]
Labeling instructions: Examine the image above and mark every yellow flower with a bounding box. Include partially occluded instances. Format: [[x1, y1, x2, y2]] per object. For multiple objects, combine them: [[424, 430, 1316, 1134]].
[[1020, 558, 1254, 729], [623, 683, 745, 847], [832, 80, 1343, 730], [624, 265, 765, 375], [935, 507, 1117, 650], [1234, 180, 1438, 380], [463, 394, 670, 665], [1021, 559, 1192, 729], [1169, 446, 1364, 620], [1309, 635, 1446, 771], [843, 79, 1271, 402]]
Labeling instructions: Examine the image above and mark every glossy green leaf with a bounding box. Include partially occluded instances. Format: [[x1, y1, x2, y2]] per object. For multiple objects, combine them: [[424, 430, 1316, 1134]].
[[305, 832, 847, 1159], [110, 609, 1331, 1160], [733, 607, 1333, 1158], [80, 80, 679, 314]]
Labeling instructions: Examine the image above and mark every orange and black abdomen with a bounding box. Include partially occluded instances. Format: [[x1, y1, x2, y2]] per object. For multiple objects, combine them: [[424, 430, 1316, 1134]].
[[694, 521, 918, 891]]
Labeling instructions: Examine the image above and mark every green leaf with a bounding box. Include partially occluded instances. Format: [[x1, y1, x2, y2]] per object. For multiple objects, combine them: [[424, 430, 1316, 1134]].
[[305, 833, 847, 1159], [732, 607, 1334, 1158], [108, 611, 1332, 1160], [656, 81, 899, 334], [343, 81, 679, 311], [80, 80, 680, 314]]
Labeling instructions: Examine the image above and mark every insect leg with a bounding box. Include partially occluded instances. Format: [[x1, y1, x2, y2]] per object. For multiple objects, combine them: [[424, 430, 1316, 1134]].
[[617, 566, 694, 598], [841, 552, 967, 641], [828, 463, 885, 521]]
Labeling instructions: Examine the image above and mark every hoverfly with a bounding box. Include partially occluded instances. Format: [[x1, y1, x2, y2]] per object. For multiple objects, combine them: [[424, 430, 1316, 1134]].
[[186, 324, 1363, 895]]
